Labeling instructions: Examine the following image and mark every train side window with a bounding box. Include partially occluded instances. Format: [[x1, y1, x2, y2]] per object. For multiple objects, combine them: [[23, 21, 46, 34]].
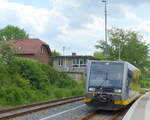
[[128, 69, 133, 84], [128, 70, 133, 78]]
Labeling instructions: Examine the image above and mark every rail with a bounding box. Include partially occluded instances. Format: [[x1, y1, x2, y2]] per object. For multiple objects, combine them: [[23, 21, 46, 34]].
[[82, 104, 131, 120], [0, 96, 83, 120], [81, 109, 128, 120]]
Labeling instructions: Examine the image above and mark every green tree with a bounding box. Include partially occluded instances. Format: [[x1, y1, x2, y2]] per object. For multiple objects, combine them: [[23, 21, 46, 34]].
[[0, 25, 29, 41], [52, 50, 61, 56], [0, 42, 18, 74], [93, 51, 104, 60], [0, 43, 84, 106], [95, 27, 149, 72]]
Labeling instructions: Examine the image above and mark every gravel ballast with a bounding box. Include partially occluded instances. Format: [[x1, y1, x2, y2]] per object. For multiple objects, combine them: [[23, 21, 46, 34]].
[[13, 101, 95, 120]]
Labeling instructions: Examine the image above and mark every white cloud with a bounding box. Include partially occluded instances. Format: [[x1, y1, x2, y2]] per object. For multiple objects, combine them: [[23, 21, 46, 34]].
[[0, 0, 149, 55], [0, 0, 68, 35], [51, 0, 80, 9], [125, 10, 138, 21], [85, 16, 104, 33], [108, 3, 150, 44], [137, 21, 150, 32], [110, 3, 139, 21], [112, 0, 150, 6], [55, 16, 105, 55], [135, 20, 150, 43]]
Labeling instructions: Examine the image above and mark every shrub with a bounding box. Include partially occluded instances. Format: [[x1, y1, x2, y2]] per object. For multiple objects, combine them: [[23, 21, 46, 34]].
[[141, 78, 150, 87], [0, 56, 84, 106], [0, 43, 84, 106]]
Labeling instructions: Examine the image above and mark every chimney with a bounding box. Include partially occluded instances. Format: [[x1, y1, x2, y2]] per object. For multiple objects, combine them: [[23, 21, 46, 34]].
[[72, 53, 76, 56]]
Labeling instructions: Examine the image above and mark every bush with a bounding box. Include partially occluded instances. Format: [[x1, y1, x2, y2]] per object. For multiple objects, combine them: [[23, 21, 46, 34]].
[[141, 78, 150, 87], [0, 56, 84, 106], [0, 43, 84, 106]]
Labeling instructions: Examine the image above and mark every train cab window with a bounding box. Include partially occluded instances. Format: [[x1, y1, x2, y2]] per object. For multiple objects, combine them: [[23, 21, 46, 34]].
[[89, 62, 124, 88]]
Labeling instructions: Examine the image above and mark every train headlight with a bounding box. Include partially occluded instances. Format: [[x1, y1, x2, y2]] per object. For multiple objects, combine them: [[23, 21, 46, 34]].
[[88, 87, 95, 92], [114, 89, 122, 93]]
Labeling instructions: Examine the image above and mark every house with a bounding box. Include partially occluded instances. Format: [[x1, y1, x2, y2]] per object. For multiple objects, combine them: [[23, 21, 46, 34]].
[[49, 53, 99, 81], [8, 38, 51, 64]]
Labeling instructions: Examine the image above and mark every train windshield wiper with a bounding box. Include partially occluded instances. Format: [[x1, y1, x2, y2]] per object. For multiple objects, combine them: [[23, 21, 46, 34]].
[[97, 72, 108, 89]]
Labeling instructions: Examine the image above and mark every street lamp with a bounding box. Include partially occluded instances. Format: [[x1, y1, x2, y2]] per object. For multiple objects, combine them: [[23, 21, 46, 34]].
[[102, 0, 108, 60]]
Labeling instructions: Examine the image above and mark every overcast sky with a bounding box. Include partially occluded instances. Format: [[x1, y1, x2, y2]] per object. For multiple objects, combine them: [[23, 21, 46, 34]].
[[0, 0, 150, 55]]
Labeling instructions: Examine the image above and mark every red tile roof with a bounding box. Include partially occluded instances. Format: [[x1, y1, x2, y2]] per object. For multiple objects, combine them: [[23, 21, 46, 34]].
[[8, 38, 51, 55]]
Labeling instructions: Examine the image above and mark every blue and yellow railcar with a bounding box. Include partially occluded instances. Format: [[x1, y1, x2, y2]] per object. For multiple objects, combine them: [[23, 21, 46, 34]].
[[84, 60, 141, 110]]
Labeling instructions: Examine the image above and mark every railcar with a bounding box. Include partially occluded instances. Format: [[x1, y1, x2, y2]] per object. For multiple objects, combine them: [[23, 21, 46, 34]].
[[83, 60, 141, 110]]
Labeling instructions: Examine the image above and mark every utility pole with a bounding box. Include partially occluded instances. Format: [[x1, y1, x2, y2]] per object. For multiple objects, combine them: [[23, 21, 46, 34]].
[[102, 0, 108, 60], [62, 46, 67, 68], [119, 43, 121, 61], [63, 46, 65, 56]]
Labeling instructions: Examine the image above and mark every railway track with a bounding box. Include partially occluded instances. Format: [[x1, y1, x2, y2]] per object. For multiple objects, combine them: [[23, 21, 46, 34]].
[[81, 109, 127, 120], [0, 96, 83, 120], [81, 105, 131, 120], [80, 95, 139, 120]]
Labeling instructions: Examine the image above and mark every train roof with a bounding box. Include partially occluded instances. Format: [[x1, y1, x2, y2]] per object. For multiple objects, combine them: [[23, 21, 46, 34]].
[[88, 60, 124, 63], [88, 60, 140, 71]]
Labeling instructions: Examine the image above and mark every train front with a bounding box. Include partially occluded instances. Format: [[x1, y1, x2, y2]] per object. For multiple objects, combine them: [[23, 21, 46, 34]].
[[84, 60, 124, 110]]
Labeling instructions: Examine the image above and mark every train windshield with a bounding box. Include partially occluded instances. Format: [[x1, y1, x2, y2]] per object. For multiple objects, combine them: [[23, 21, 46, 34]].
[[89, 62, 124, 88]]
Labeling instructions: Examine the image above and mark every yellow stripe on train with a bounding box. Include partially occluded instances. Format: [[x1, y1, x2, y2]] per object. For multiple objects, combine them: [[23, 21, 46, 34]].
[[83, 98, 92, 103], [114, 94, 140, 106]]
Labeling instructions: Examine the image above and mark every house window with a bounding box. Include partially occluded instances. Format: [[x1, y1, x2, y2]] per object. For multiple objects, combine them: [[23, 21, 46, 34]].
[[41, 47, 45, 54], [73, 59, 79, 67], [80, 59, 86, 67], [41, 46, 48, 56], [73, 58, 86, 67], [58, 59, 63, 66]]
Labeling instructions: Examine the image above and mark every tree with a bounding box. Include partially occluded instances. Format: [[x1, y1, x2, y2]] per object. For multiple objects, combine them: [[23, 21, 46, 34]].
[[95, 27, 149, 72], [0, 25, 29, 41], [93, 51, 104, 60], [52, 50, 61, 56], [0, 42, 18, 74]]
